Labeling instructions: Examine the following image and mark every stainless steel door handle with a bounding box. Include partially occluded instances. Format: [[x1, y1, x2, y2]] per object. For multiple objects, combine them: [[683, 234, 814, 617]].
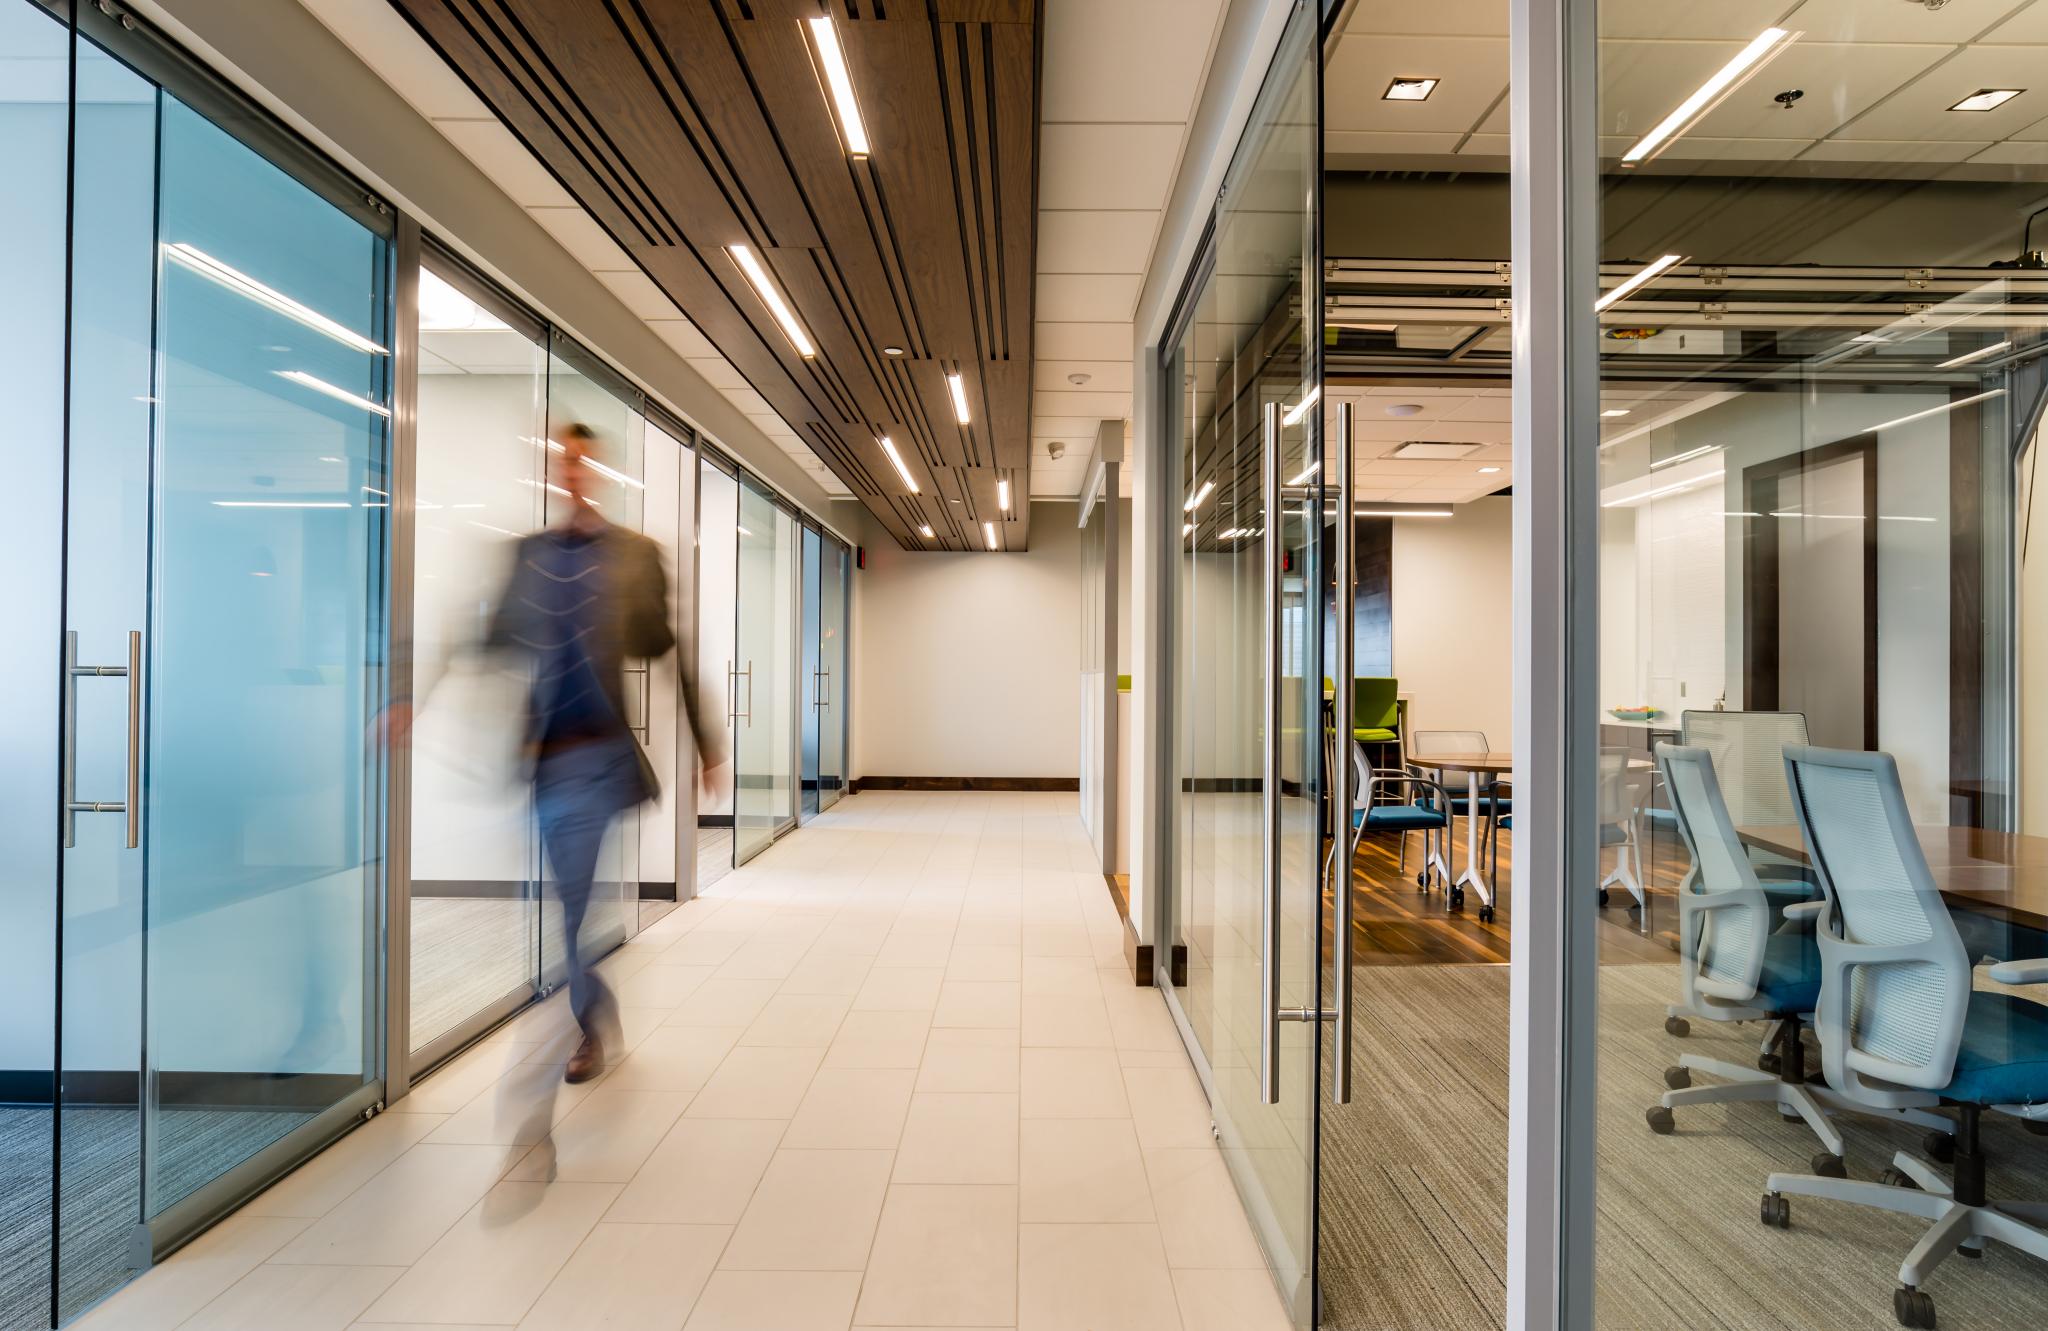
[[817, 667, 830, 709], [1332, 401, 1356, 1104], [1260, 401, 1283, 1105], [62, 629, 142, 849], [739, 660, 754, 726]]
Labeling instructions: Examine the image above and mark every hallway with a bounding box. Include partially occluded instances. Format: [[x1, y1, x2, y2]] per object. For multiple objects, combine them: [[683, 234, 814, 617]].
[[75, 794, 1288, 1331]]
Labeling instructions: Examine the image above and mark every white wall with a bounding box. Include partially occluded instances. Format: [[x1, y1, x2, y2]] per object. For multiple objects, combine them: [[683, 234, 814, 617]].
[[854, 502, 1083, 779], [1392, 497, 1514, 748]]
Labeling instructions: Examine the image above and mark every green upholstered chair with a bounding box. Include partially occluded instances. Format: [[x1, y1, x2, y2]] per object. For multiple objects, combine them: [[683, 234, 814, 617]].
[[1352, 677, 1400, 746]]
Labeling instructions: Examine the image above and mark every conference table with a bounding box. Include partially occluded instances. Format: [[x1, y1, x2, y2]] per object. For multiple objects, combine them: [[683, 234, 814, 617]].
[[1737, 823, 2048, 937]]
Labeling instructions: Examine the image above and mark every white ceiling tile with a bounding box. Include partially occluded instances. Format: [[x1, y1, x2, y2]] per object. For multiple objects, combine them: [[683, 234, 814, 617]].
[[1687, 42, 1948, 140], [1036, 273, 1141, 322], [1970, 140, 2048, 164], [1597, 40, 1752, 141], [1031, 415, 1109, 439], [1830, 47, 2048, 141], [1337, 0, 1509, 38], [1597, 1, 1797, 40], [1326, 131, 1470, 159], [297, 0, 493, 119], [1037, 210, 1159, 274], [1597, 134, 1815, 160], [1800, 138, 1990, 162], [1034, 360, 1134, 393], [688, 357, 749, 391], [1781, 0, 2012, 44], [1040, 0, 1223, 123], [648, 319, 720, 360], [725, 388, 773, 416], [433, 117, 576, 208], [527, 207, 634, 271], [1442, 397, 1513, 424], [1459, 132, 1510, 155], [1038, 124, 1185, 210], [1985, 4, 2048, 42], [592, 268, 680, 320], [1032, 389, 1130, 419], [1325, 35, 1508, 135], [1035, 323, 1133, 360]]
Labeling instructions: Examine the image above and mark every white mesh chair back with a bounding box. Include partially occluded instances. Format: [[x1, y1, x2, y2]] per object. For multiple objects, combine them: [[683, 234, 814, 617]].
[[1410, 730, 1487, 760], [1681, 710, 1807, 827], [1657, 744, 1768, 1002], [1597, 747, 1648, 827], [1783, 746, 1970, 1094]]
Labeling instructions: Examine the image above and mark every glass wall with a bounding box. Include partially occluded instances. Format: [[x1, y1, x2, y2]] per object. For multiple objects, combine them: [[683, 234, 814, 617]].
[[1161, 4, 1322, 1323], [1582, 5, 2048, 1330], [734, 475, 799, 864], [407, 254, 547, 1061], [816, 533, 850, 814], [801, 524, 824, 819], [696, 457, 740, 888]]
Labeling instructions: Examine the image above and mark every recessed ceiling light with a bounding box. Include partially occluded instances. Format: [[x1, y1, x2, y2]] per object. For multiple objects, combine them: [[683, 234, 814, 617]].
[[983, 521, 998, 551], [878, 435, 919, 494], [1382, 77, 1439, 102], [1950, 88, 2023, 113], [1595, 254, 1686, 311], [1622, 27, 1795, 165], [1601, 408, 1630, 418], [727, 244, 816, 358], [918, 523, 935, 539], [883, 345, 905, 356], [998, 478, 1011, 512], [1938, 340, 2012, 369], [947, 372, 971, 424], [807, 16, 871, 158], [1478, 466, 1502, 474]]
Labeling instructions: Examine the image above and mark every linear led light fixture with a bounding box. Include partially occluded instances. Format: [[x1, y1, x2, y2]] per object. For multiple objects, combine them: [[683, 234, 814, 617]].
[[1282, 386, 1320, 427], [1603, 471, 1724, 508], [1650, 444, 1720, 471], [983, 521, 998, 551], [1868, 388, 2005, 434], [1184, 479, 1215, 512], [947, 372, 971, 424], [918, 524, 935, 539], [727, 244, 816, 358], [998, 478, 1011, 512], [878, 435, 919, 493], [1950, 88, 2023, 113], [1355, 504, 1452, 518], [1182, 522, 1194, 538], [1938, 340, 2012, 369], [275, 370, 391, 418], [1595, 255, 1685, 312], [166, 243, 388, 355], [1621, 28, 1795, 165], [807, 16, 872, 159], [1601, 408, 1631, 418]]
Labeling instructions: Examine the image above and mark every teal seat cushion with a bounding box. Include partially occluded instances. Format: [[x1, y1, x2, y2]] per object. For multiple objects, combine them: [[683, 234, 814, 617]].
[[1753, 930, 1821, 1013], [1355, 804, 1447, 832], [1941, 992, 2048, 1107], [1353, 727, 1398, 744]]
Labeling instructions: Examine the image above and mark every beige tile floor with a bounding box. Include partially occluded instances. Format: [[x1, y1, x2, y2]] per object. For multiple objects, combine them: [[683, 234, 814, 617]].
[[74, 792, 1290, 1331]]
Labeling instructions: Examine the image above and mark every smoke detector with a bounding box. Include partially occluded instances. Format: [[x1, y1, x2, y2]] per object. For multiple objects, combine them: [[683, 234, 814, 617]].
[[1047, 441, 1067, 460], [1067, 372, 1091, 386]]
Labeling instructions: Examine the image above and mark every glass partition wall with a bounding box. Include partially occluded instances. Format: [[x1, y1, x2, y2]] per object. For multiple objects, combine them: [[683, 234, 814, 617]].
[[800, 525, 851, 820], [1574, 5, 2048, 1331], [734, 475, 799, 863], [1160, 3, 1323, 1324]]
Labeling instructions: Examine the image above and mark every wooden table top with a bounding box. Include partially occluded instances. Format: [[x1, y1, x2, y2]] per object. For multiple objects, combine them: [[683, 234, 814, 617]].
[[1739, 823, 2048, 933], [1415, 753, 1514, 774]]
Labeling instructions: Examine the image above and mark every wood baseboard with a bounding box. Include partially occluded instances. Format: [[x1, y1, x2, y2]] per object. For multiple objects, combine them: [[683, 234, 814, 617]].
[[1104, 873, 1165, 986], [849, 776, 1080, 793]]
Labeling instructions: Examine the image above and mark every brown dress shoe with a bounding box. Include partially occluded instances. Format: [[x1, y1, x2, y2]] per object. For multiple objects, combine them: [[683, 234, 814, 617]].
[[565, 1034, 605, 1084]]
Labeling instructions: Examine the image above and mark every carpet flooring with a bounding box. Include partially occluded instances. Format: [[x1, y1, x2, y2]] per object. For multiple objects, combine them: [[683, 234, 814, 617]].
[[1317, 961, 2048, 1331]]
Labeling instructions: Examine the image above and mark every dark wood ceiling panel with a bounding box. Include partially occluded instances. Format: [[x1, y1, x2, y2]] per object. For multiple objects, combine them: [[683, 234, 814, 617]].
[[389, 0, 1040, 550]]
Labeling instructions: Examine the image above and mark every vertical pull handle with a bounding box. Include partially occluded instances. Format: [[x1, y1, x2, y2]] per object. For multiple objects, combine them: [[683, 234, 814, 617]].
[[742, 660, 754, 726], [725, 660, 737, 727], [1332, 403, 1355, 1103], [818, 668, 830, 708], [125, 630, 141, 849], [1260, 401, 1283, 1105]]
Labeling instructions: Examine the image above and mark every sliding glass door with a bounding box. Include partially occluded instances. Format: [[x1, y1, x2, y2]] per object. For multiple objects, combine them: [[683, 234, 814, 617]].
[[733, 475, 798, 863], [696, 456, 739, 888], [816, 534, 850, 814], [800, 525, 824, 820], [1160, 3, 1322, 1324], [6, 4, 394, 1321]]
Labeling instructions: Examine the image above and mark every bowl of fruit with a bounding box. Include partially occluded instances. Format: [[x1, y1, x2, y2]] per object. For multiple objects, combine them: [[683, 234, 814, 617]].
[[1609, 706, 1661, 722]]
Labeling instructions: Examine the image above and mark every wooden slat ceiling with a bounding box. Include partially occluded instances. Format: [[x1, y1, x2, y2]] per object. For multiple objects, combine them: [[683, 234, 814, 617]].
[[389, 0, 1040, 550]]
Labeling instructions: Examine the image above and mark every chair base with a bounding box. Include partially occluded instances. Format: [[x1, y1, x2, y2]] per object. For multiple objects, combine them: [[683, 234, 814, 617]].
[[1767, 1152, 2048, 1322], [1658, 1055, 1845, 1156]]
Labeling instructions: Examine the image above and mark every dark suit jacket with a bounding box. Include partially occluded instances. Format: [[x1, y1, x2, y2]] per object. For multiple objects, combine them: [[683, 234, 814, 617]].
[[485, 520, 719, 795]]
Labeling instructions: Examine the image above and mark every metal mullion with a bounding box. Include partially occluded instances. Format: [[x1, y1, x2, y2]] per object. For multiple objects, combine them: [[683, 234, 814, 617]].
[[384, 216, 421, 1104]]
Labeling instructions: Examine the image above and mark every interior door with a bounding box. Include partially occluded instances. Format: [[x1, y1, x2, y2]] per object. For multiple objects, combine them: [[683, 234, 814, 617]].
[[800, 525, 824, 820], [1159, 3, 1322, 1323], [816, 537, 849, 813], [734, 474, 797, 863]]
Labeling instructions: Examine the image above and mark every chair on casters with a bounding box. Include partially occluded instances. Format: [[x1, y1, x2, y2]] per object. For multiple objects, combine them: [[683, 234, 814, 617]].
[[1341, 740, 1453, 899], [1761, 746, 2048, 1329], [1681, 709, 1820, 904], [1407, 729, 1505, 905], [1598, 746, 1651, 920]]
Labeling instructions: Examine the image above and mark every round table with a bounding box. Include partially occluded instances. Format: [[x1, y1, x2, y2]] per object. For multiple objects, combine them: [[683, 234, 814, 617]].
[[1415, 753, 1512, 921]]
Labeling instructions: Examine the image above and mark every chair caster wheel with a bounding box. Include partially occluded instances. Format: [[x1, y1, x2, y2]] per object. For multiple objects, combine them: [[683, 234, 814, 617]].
[[1894, 1286, 1936, 1328], [1598, 888, 1611, 907], [1760, 1192, 1791, 1229], [1664, 1016, 1691, 1038], [1663, 1066, 1691, 1090], [1645, 1106, 1675, 1135], [1957, 1243, 1982, 1260], [1923, 1131, 1956, 1163], [1810, 1152, 1847, 1179], [2024, 1118, 2048, 1137], [1448, 886, 1465, 911], [1479, 904, 1496, 923], [1417, 872, 1428, 890], [1880, 1167, 1919, 1191], [1758, 1053, 1783, 1076]]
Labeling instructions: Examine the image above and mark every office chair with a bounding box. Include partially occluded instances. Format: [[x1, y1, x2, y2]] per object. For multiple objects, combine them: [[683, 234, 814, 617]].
[[1761, 746, 2048, 1329], [1680, 709, 1820, 899], [1342, 739, 1453, 882], [1407, 729, 1502, 897], [1598, 746, 1651, 916]]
